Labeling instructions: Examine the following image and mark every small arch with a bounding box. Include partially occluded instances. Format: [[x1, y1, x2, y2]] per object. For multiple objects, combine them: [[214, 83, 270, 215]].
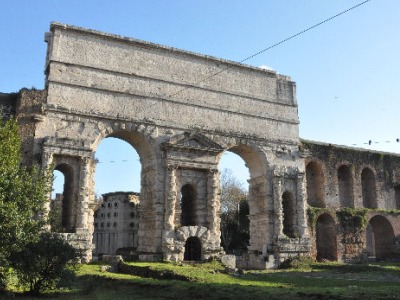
[[53, 163, 75, 232], [394, 185, 400, 209], [184, 237, 202, 261], [180, 184, 197, 226], [361, 168, 377, 209], [366, 215, 396, 260], [306, 161, 325, 208], [338, 165, 354, 208], [282, 191, 296, 238], [316, 213, 337, 261]]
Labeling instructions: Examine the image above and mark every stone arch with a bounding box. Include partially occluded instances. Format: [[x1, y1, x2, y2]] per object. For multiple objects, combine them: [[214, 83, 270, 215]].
[[361, 167, 377, 209], [306, 161, 325, 208], [92, 125, 160, 257], [176, 226, 209, 261], [337, 164, 354, 208], [53, 162, 77, 232], [282, 191, 296, 238], [184, 237, 202, 261], [180, 184, 197, 226], [366, 215, 396, 260], [316, 213, 337, 261], [218, 140, 269, 253]]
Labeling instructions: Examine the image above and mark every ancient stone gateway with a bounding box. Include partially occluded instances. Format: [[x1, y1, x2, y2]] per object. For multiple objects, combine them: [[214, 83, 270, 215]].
[[36, 23, 309, 268]]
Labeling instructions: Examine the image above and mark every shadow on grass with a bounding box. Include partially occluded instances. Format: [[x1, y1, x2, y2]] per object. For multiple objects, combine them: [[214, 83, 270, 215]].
[[309, 261, 400, 275], [4, 262, 400, 300]]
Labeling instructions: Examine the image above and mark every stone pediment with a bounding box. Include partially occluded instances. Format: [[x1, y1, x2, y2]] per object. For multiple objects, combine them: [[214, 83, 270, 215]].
[[163, 132, 223, 153]]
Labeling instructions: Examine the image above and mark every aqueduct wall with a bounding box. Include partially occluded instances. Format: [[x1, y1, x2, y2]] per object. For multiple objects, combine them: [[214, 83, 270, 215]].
[[2, 23, 400, 268], [33, 23, 307, 266]]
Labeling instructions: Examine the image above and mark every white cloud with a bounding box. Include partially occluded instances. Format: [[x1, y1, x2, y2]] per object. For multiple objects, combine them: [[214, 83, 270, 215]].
[[259, 65, 274, 71]]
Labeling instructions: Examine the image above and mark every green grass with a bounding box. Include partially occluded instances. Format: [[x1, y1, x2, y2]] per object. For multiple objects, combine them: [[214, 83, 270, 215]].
[[2, 260, 400, 299]]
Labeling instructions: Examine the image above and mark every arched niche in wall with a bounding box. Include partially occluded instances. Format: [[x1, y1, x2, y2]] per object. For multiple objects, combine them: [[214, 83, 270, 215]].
[[361, 168, 377, 209], [394, 185, 400, 210], [337, 165, 354, 208], [282, 191, 296, 238], [52, 163, 75, 232], [316, 213, 337, 261], [366, 215, 396, 260], [180, 184, 197, 226], [306, 161, 325, 208]]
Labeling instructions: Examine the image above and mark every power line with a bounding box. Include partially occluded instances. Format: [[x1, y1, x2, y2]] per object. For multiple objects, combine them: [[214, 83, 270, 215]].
[[167, 0, 372, 99], [352, 138, 400, 147]]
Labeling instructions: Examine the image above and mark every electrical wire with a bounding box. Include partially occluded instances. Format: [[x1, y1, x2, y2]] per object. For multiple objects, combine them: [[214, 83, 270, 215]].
[[167, 0, 372, 99]]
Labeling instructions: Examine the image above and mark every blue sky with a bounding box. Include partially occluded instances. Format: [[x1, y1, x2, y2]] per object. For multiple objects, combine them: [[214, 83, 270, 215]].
[[1, 1, 399, 195]]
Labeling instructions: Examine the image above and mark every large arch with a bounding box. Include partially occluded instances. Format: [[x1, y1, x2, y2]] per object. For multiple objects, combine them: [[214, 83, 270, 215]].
[[92, 127, 159, 257], [338, 164, 353, 208], [306, 161, 325, 208], [366, 215, 396, 260], [361, 167, 377, 209], [316, 213, 337, 261], [217, 142, 269, 254]]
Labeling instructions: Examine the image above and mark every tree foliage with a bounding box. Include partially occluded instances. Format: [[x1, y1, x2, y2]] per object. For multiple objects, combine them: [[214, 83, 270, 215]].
[[220, 168, 249, 253], [0, 118, 51, 290], [9, 232, 79, 295]]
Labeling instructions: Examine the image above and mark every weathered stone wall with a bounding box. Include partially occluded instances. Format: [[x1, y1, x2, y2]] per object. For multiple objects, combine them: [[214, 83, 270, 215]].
[[45, 23, 299, 143], [32, 23, 306, 266], [7, 23, 400, 268], [302, 140, 400, 262], [0, 92, 17, 120], [302, 140, 400, 210]]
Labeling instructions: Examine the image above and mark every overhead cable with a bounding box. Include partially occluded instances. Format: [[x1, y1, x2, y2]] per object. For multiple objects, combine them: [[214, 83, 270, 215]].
[[167, 0, 372, 99]]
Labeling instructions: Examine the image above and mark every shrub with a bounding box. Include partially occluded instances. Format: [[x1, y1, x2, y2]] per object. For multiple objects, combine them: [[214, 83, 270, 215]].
[[9, 232, 80, 295]]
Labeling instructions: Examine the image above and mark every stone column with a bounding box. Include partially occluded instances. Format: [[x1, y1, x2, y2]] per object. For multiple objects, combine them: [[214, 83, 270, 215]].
[[272, 175, 284, 237], [42, 150, 54, 224], [207, 168, 221, 250], [248, 175, 270, 253], [164, 165, 178, 231], [76, 156, 93, 230], [296, 171, 308, 237]]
